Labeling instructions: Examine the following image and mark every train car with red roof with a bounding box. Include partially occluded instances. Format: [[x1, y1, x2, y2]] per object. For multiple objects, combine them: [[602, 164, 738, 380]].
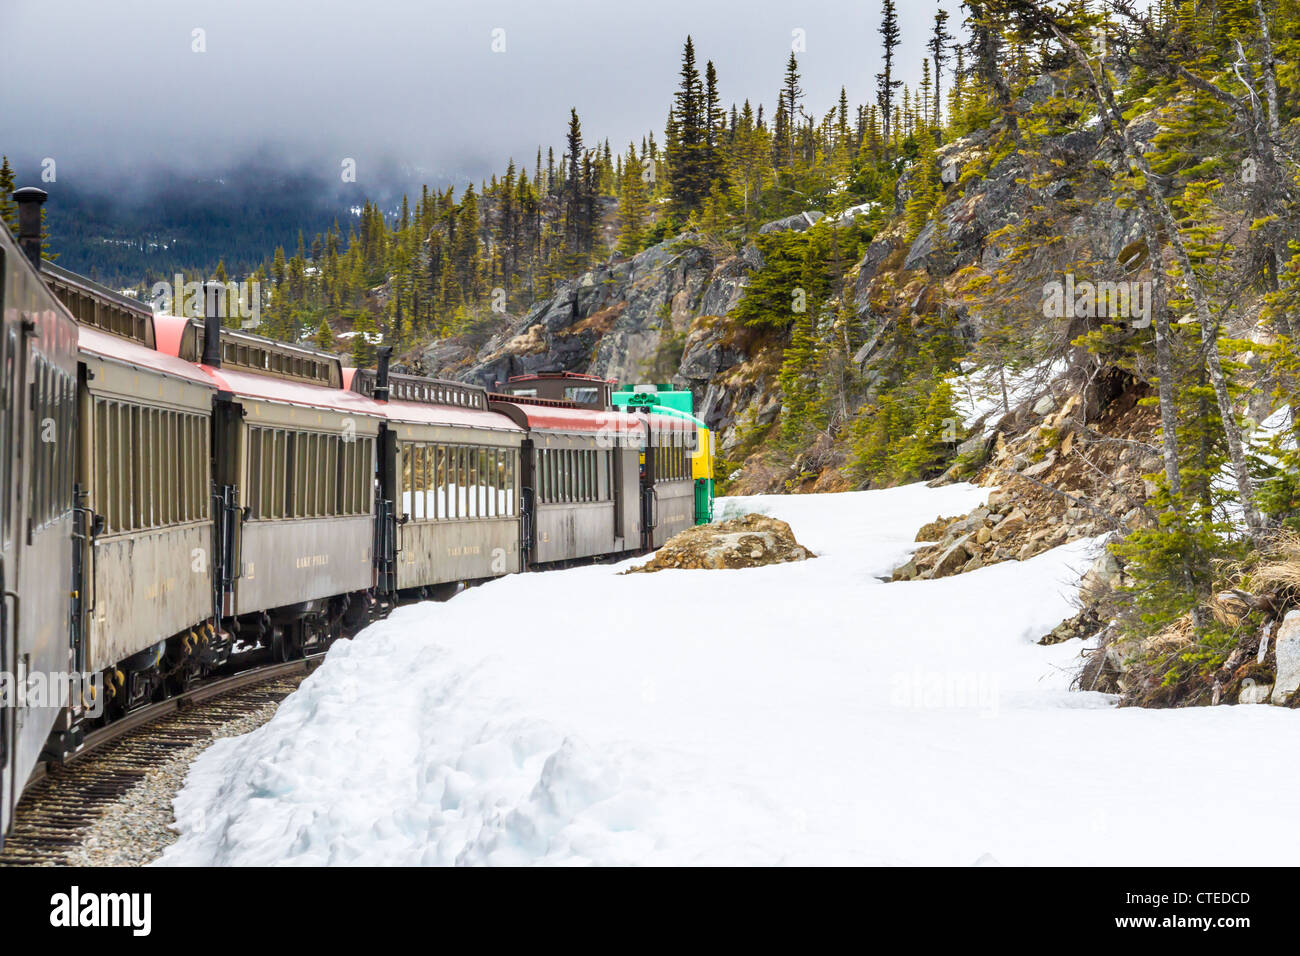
[[156, 312, 384, 662], [348, 362, 526, 597]]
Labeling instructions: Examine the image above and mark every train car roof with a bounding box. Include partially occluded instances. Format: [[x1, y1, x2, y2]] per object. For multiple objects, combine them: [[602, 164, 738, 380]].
[[382, 398, 524, 433], [486, 397, 681, 439], [78, 323, 217, 389], [198, 364, 386, 417]]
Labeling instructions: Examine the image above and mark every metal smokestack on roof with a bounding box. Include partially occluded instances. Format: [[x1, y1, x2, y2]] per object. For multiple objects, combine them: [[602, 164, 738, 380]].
[[375, 346, 393, 401], [13, 186, 47, 269], [202, 280, 224, 368]]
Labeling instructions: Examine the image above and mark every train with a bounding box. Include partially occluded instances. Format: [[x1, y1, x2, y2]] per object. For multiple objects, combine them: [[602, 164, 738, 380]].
[[0, 186, 715, 845]]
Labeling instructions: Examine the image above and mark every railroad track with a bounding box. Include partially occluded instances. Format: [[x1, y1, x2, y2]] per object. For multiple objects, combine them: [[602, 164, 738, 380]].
[[0, 655, 324, 866]]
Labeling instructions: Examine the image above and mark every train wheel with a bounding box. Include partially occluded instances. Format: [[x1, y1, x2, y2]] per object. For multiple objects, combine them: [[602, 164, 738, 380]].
[[271, 627, 291, 663], [271, 625, 304, 662]]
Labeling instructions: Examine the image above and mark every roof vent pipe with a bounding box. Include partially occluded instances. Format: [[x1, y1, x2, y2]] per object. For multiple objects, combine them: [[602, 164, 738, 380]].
[[202, 280, 224, 367], [375, 346, 393, 401], [13, 186, 47, 269]]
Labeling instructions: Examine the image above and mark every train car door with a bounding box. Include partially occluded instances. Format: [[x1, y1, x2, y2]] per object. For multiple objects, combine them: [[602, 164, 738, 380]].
[[639, 431, 657, 551]]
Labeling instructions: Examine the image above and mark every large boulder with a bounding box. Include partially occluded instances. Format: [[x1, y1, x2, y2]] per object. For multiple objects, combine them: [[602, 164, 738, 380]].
[[627, 514, 815, 572], [1271, 611, 1300, 704]]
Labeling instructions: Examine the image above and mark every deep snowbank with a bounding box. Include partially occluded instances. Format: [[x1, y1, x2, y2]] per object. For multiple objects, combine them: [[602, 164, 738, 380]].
[[158, 483, 1300, 865]]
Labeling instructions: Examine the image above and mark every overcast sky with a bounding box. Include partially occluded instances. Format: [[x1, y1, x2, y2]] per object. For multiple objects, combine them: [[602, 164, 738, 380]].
[[2, 0, 962, 190]]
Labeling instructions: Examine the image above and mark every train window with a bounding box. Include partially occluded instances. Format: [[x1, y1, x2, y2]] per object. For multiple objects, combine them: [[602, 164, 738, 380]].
[[429, 444, 440, 520], [115, 403, 127, 530], [398, 443, 409, 519], [363, 437, 374, 513], [472, 447, 481, 518], [448, 445, 458, 517], [339, 433, 352, 518], [301, 433, 313, 517], [310, 433, 323, 517], [247, 426, 263, 518], [160, 411, 171, 525], [356, 435, 367, 514], [550, 448, 558, 504], [269, 429, 283, 519], [94, 400, 109, 531], [180, 414, 190, 521], [180, 415, 191, 521], [193, 415, 202, 520], [316, 434, 328, 517], [170, 411, 181, 523], [414, 444, 427, 521], [29, 358, 43, 530], [478, 448, 488, 518], [491, 449, 501, 518], [441, 445, 452, 519], [480, 447, 490, 517], [462, 447, 473, 515], [432, 445, 444, 519], [126, 404, 139, 529], [325, 435, 338, 518], [291, 433, 305, 518], [504, 450, 515, 516], [149, 408, 161, 526]]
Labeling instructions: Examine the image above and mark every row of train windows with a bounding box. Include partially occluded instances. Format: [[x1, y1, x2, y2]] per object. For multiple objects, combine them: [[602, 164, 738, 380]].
[[536, 447, 611, 505], [93, 399, 210, 534], [29, 356, 76, 533], [400, 443, 517, 521], [653, 444, 692, 482], [245, 427, 374, 520]]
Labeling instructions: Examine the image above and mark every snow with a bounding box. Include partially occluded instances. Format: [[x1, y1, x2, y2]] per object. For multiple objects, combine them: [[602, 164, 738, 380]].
[[158, 483, 1300, 867], [950, 359, 1069, 435]]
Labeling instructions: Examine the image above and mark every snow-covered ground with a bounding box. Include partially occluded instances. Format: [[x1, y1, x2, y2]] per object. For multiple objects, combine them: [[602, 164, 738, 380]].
[[158, 484, 1300, 866]]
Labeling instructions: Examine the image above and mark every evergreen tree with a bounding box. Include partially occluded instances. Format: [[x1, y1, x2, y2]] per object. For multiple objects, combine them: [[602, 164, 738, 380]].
[[930, 8, 954, 128], [0, 156, 16, 237], [876, 0, 902, 145], [616, 143, 648, 257]]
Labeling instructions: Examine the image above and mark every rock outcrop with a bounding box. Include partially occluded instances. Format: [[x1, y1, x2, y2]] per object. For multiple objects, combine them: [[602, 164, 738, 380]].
[[626, 514, 814, 572], [414, 231, 788, 468]]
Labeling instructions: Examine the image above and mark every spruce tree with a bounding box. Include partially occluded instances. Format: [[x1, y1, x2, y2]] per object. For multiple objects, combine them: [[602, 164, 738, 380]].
[[930, 9, 953, 128], [616, 143, 648, 257], [876, 0, 902, 145]]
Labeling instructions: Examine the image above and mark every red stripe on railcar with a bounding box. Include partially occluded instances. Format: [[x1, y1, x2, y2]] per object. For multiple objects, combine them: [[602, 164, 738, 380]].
[[78, 324, 217, 389], [197, 364, 387, 416], [383, 398, 524, 432]]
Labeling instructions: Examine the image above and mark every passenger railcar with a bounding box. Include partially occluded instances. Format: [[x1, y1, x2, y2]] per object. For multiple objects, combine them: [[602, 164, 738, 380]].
[[0, 191, 80, 839], [348, 364, 525, 597], [77, 298, 217, 709], [156, 314, 385, 660], [641, 411, 699, 548], [487, 397, 646, 565]]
